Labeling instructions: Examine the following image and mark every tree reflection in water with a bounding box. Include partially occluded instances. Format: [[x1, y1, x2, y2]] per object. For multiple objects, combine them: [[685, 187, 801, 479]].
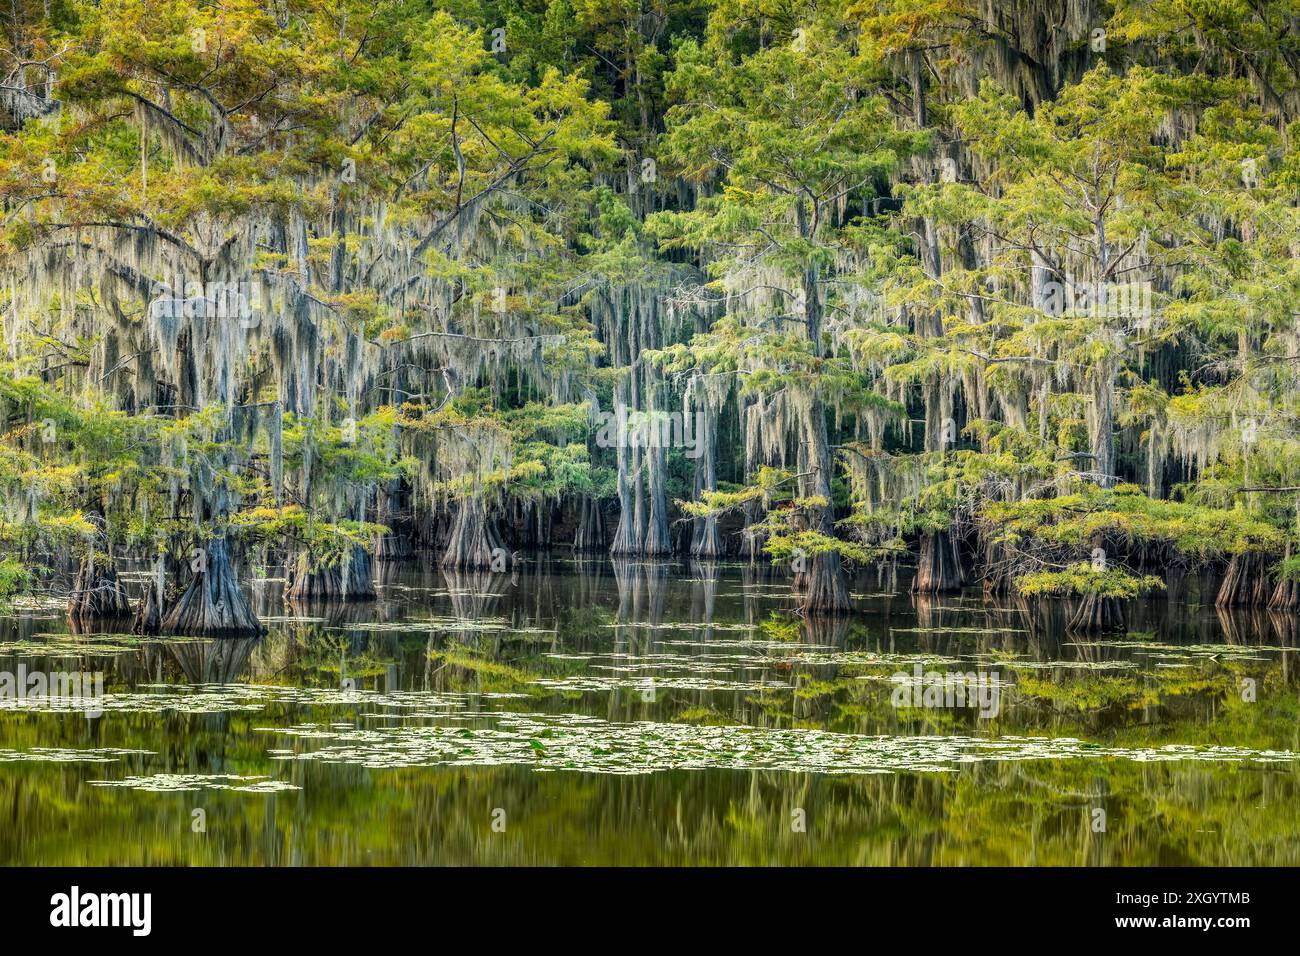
[[2, 559, 1299, 865]]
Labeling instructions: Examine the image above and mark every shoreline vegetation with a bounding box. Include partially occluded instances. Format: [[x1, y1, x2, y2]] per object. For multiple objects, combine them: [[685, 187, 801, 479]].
[[3, 1, 1300, 635]]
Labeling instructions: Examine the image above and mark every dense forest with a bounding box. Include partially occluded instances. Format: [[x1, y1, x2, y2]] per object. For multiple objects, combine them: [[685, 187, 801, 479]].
[[2, 0, 1299, 636]]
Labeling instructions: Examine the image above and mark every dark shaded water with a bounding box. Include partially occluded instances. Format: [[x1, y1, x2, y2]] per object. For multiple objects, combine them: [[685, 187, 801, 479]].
[[2, 559, 1299, 865]]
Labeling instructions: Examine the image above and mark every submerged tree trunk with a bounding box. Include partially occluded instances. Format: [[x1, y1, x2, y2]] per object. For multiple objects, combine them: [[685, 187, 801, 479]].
[[795, 260, 851, 615], [1217, 552, 1273, 607], [287, 545, 376, 602], [610, 388, 643, 556], [799, 391, 851, 614], [1269, 576, 1300, 609], [739, 498, 764, 563], [691, 514, 723, 559], [611, 435, 672, 555], [160, 538, 263, 637], [644, 441, 673, 554], [689, 384, 724, 559], [1067, 593, 1126, 633], [801, 550, 851, 613], [1267, 542, 1299, 608], [440, 498, 501, 569], [132, 578, 165, 635], [913, 529, 965, 593], [375, 532, 413, 561], [572, 495, 606, 552], [686, 402, 722, 559], [67, 554, 132, 621], [343, 545, 376, 599], [372, 476, 413, 560], [980, 538, 1014, 595], [688, 386, 720, 565]]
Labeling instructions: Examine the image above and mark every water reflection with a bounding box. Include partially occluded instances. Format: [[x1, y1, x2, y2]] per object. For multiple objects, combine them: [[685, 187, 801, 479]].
[[1, 559, 1299, 864]]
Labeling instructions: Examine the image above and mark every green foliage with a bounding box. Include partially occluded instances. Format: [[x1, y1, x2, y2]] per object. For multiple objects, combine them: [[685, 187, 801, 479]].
[[0, 557, 34, 605], [230, 505, 387, 570], [1015, 563, 1165, 599], [986, 483, 1283, 560], [5, 0, 1300, 611]]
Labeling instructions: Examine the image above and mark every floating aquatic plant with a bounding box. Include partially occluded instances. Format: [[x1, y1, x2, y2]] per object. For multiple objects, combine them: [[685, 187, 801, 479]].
[[90, 773, 299, 793], [0, 747, 152, 763], [262, 714, 1300, 776]]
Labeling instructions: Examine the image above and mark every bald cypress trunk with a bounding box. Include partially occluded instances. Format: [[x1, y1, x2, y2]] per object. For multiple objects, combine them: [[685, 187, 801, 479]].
[[981, 537, 1014, 595], [740, 498, 764, 563], [132, 563, 166, 635], [1269, 573, 1300, 608], [374, 478, 413, 560], [797, 262, 850, 614], [610, 443, 640, 555], [1067, 593, 1126, 633], [440, 498, 499, 569], [67, 554, 132, 621], [287, 546, 376, 602], [691, 514, 723, 559], [797, 380, 850, 613], [913, 530, 965, 593], [644, 441, 673, 555], [1267, 541, 1298, 607], [572, 495, 606, 552], [690, 397, 723, 559], [913, 204, 969, 595], [610, 368, 643, 556], [160, 538, 263, 637], [1217, 552, 1273, 607]]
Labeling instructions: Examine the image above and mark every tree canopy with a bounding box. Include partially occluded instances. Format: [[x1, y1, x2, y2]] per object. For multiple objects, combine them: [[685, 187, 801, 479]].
[[4, 0, 1300, 631]]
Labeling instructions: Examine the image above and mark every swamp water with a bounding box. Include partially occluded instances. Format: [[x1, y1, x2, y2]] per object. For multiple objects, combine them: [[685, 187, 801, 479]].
[[2, 559, 1299, 865]]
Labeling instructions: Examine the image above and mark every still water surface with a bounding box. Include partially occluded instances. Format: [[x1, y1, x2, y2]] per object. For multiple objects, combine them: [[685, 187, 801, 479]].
[[2, 559, 1299, 865]]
